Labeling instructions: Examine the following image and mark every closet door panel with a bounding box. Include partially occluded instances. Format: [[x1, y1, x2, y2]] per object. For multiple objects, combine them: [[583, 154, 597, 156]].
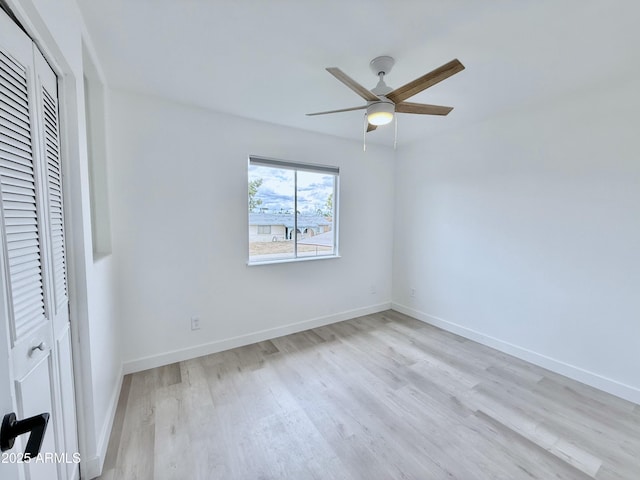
[[0, 45, 48, 344], [34, 45, 78, 479]]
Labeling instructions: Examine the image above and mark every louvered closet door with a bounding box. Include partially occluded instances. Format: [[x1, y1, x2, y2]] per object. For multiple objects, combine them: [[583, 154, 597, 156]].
[[0, 8, 76, 480], [34, 46, 78, 480]]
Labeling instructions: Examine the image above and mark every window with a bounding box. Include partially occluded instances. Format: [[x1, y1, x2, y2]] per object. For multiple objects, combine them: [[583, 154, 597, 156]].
[[248, 156, 339, 264]]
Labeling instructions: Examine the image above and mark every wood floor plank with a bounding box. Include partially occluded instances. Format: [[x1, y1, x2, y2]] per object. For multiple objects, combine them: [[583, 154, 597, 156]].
[[96, 311, 640, 480], [153, 382, 193, 480], [470, 410, 594, 480], [112, 370, 156, 480]]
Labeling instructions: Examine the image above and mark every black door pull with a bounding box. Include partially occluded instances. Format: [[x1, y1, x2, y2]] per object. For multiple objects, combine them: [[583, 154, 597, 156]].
[[0, 412, 50, 458]]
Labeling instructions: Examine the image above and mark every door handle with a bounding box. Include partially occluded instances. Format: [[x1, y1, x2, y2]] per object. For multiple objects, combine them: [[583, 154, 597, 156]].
[[29, 342, 46, 356], [0, 412, 50, 458]]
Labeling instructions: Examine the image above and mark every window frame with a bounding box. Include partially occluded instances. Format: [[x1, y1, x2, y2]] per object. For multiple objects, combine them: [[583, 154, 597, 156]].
[[248, 156, 340, 266]]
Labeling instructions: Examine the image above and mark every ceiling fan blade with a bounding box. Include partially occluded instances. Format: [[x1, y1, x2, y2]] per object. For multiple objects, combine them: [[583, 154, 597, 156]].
[[326, 67, 379, 102], [387, 59, 465, 104], [366, 124, 377, 132], [306, 105, 367, 116], [395, 102, 453, 116]]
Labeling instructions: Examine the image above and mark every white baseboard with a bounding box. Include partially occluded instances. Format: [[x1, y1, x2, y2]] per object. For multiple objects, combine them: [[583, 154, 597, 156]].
[[82, 455, 100, 480], [90, 362, 124, 478], [123, 303, 392, 374], [391, 303, 640, 405]]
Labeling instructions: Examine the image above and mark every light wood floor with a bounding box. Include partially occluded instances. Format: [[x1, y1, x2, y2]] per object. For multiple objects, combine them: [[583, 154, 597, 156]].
[[96, 311, 640, 480]]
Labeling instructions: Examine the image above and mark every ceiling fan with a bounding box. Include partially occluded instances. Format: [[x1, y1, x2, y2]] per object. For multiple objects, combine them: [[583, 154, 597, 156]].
[[307, 56, 465, 133]]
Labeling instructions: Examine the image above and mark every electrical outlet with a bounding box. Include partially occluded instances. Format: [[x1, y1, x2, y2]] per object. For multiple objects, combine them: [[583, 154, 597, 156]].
[[190, 316, 201, 331], [370, 285, 377, 295], [410, 288, 416, 298]]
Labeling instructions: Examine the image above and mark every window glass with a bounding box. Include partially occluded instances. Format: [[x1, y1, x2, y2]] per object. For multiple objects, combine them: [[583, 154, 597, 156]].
[[248, 158, 338, 264]]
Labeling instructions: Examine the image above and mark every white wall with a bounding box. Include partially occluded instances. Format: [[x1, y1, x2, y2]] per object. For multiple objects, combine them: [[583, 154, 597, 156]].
[[393, 73, 640, 403], [107, 90, 394, 371], [5, 0, 122, 477]]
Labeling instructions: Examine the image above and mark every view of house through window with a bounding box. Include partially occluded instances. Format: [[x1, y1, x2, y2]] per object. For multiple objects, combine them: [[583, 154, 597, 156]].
[[248, 157, 338, 264]]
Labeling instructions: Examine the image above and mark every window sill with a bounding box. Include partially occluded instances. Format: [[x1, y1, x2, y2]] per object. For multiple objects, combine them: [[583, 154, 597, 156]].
[[247, 254, 341, 267], [93, 251, 113, 263]]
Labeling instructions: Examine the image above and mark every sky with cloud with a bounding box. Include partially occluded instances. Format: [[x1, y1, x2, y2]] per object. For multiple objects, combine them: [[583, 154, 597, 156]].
[[249, 165, 334, 214]]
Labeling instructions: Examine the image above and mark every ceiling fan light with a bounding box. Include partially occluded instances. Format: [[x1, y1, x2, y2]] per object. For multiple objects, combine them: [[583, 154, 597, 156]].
[[367, 101, 394, 126]]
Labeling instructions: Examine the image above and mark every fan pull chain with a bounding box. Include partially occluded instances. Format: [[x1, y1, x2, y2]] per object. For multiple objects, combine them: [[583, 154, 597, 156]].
[[363, 113, 367, 152], [394, 113, 398, 150]]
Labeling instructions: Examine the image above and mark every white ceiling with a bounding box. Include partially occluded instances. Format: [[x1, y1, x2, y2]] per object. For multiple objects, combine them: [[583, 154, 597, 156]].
[[76, 0, 638, 146]]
